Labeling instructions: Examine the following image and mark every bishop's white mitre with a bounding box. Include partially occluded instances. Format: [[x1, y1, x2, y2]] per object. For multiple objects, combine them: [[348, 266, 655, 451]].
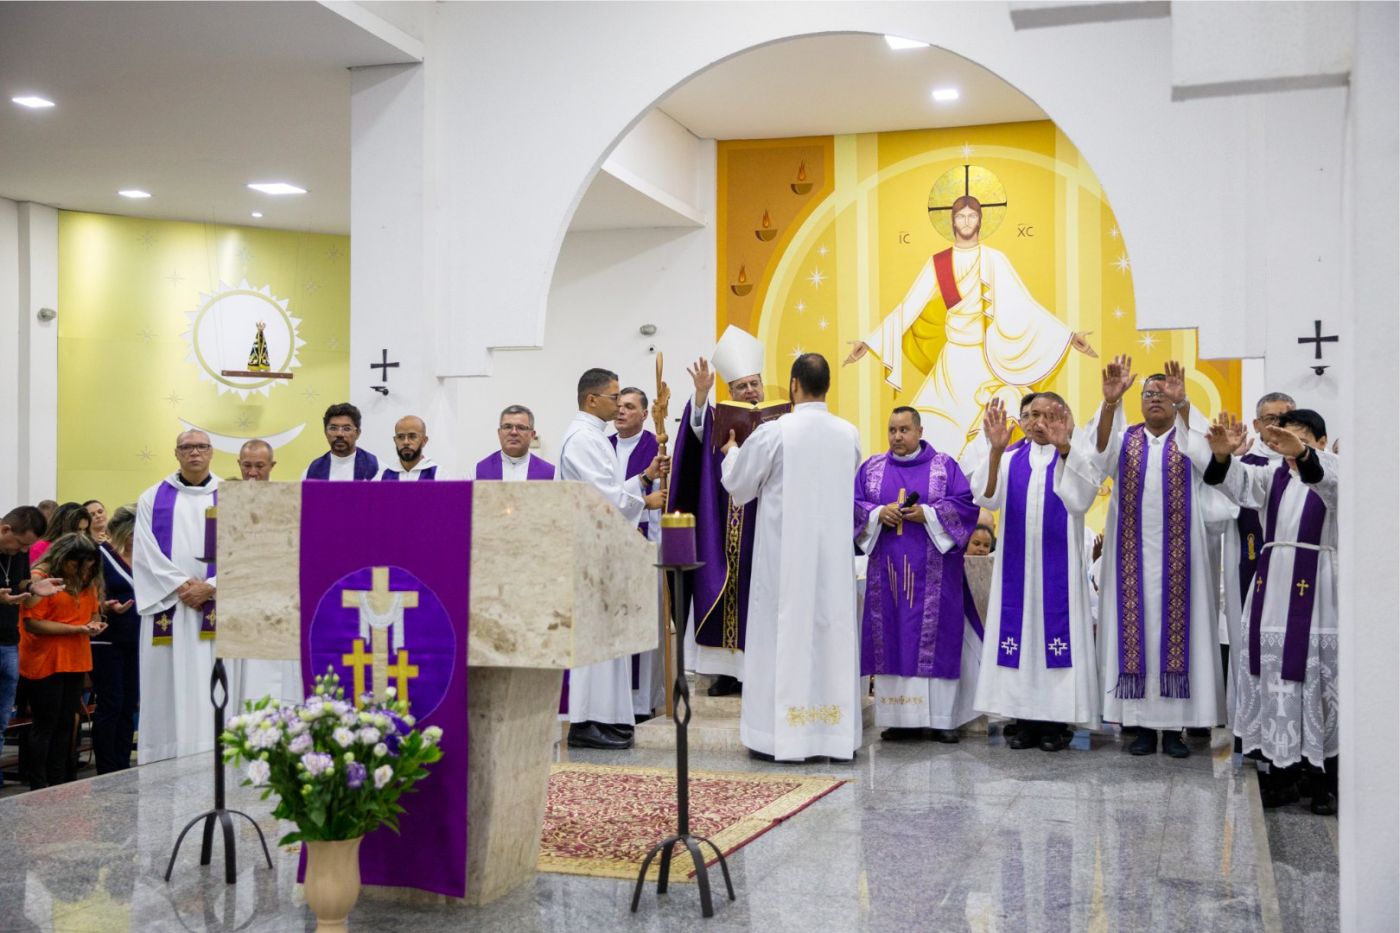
[[711, 325, 764, 384]]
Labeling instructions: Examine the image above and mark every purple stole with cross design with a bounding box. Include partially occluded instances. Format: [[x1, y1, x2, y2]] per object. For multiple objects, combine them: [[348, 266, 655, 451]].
[[1249, 463, 1327, 683], [150, 480, 215, 646], [997, 442, 1071, 670], [1113, 424, 1194, 699]]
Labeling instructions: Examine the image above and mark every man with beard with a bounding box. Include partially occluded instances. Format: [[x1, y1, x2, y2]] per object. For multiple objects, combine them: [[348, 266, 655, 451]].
[[612, 387, 664, 720], [236, 439, 277, 481], [304, 403, 380, 480], [380, 416, 441, 480]]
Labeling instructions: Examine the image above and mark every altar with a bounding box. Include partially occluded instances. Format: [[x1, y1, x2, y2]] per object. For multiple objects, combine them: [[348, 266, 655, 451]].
[[213, 479, 657, 905]]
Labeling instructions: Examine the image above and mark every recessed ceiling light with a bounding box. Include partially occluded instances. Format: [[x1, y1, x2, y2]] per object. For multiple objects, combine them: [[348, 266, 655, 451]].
[[118, 189, 152, 199], [884, 36, 929, 51], [12, 95, 55, 109], [931, 88, 961, 103], [251, 211, 264, 219], [247, 182, 306, 196]]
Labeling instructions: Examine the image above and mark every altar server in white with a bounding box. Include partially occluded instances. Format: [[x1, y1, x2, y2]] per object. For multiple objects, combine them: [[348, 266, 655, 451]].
[[1202, 409, 1339, 813], [133, 431, 221, 763], [1078, 358, 1231, 758], [559, 368, 668, 749], [972, 393, 1101, 751], [720, 353, 863, 762]]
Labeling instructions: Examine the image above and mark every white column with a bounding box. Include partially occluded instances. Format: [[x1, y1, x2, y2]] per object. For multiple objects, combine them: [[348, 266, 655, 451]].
[[17, 202, 59, 504], [0, 199, 19, 508]]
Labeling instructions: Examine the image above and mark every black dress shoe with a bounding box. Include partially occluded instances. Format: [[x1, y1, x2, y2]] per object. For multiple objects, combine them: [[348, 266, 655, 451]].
[[1039, 731, 1069, 752], [880, 727, 924, 741], [928, 729, 960, 744], [601, 723, 634, 742], [1185, 727, 1212, 739], [1260, 781, 1300, 809], [1007, 728, 1039, 750], [1128, 728, 1158, 756], [1001, 720, 1021, 738], [707, 675, 743, 697], [1310, 792, 1337, 816], [567, 722, 631, 750], [1162, 732, 1190, 758], [747, 748, 776, 762]]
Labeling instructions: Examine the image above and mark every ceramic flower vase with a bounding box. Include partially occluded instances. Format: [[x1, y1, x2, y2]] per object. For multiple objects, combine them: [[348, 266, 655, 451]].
[[303, 837, 363, 930]]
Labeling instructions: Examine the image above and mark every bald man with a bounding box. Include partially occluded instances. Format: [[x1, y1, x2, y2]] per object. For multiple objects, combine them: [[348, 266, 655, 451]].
[[237, 439, 277, 481], [379, 415, 442, 480]]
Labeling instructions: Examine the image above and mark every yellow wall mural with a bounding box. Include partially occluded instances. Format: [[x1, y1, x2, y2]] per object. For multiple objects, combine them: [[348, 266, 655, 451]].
[[718, 121, 1241, 532], [58, 212, 350, 508]]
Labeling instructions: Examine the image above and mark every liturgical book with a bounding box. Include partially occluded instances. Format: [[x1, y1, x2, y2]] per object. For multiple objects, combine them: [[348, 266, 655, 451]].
[[712, 399, 793, 450]]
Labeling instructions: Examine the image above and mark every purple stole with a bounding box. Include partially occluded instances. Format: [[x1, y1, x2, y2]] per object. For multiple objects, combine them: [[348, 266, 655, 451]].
[[1113, 425, 1194, 700], [306, 448, 379, 481], [382, 465, 438, 480], [473, 452, 556, 481], [997, 443, 1071, 669], [150, 480, 215, 646], [855, 443, 981, 680], [1249, 464, 1327, 683], [1233, 453, 1272, 603], [610, 431, 659, 537]]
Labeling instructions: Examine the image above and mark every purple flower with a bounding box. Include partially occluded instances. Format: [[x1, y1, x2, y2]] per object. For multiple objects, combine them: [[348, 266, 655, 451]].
[[345, 761, 367, 790]]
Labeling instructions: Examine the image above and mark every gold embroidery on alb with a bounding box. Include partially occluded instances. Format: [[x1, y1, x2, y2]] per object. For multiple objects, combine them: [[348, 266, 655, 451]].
[[879, 696, 925, 705], [786, 705, 844, 727]]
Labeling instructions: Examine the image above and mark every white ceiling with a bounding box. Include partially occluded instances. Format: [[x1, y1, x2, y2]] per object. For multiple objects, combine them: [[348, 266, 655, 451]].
[[658, 34, 1047, 140], [0, 7, 1045, 236], [0, 1, 415, 235]]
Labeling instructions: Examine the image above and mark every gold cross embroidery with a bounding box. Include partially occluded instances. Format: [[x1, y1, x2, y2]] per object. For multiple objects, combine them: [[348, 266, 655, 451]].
[[1295, 579, 1310, 597], [341, 567, 419, 704]]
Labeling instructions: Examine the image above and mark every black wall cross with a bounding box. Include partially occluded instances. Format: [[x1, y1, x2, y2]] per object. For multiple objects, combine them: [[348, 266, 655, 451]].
[[1298, 320, 1339, 375], [371, 349, 400, 382]]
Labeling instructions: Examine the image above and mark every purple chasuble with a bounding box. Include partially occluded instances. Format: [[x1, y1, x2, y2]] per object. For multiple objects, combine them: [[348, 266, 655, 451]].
[[1112, 425, 1194, 700], [611, 429, 660, 689], [472, 452, 556, 481], [996, 444, 1072, 669], [150, 480, 215, 645], [855, 442, 980, 679], [668, 400, 755, 654], [382, 465, 437, 480], [1248, 464, 1327, 683], [306, 448, 380, 481], [297, 481, 472, 898]]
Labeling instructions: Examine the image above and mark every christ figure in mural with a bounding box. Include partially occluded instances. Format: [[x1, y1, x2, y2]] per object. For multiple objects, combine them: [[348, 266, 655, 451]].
[[845, 195, 1098, 460]]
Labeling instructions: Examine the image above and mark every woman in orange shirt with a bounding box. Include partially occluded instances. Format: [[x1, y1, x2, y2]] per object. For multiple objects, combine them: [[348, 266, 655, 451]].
[[19, 533, 107, 789]]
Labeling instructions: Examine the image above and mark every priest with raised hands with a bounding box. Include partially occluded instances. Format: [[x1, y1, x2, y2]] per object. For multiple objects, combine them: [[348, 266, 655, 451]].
[[855, 406, 983, 743], [669, 326, 767, 697], [1201, 409, 1339, 813], [612, 386, 664, 720], [133, 430, 220, 762], [379, 415, 442, 480], [720, 353, 863, 763], [559, 369, 668, 749], [1076, 357, 1230, 758], [475, 405, 557, 481], [972, 394, 1102, 752]]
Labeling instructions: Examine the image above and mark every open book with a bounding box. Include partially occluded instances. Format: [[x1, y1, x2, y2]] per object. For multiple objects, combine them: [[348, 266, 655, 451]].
[[712, 399, 792, 451]]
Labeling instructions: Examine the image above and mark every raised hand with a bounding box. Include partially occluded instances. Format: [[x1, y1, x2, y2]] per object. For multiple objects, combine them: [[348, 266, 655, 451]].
[[1101, 354, 1136, 404], [1261, 424, 1307, 459], [1232, 427, 1254, 455], [28, 577, 65, 598], [843, 340, 869, 366], [1162, 360, 1188, 407], [1207, 412, 1242, 458], [104, 598, 134, 615], [1071, 331, 1099, 359], [1044, 404, 1073, 452], [687, 357, 715, 404], [983, 398, 1012, 452]]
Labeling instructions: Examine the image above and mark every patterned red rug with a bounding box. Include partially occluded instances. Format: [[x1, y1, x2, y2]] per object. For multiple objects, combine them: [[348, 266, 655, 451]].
[[538, 763, 846, 881]]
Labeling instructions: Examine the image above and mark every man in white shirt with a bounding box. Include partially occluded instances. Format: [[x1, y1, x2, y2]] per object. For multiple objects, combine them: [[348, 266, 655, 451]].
[[304, 403, 380, 480], [559, 369, 667, 749], [474, 405, 557, 481], [379, 415, 442, 480]]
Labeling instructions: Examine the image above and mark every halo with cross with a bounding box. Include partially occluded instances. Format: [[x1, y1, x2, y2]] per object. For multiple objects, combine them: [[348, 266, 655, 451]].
[[927, 164, 1009, 242]]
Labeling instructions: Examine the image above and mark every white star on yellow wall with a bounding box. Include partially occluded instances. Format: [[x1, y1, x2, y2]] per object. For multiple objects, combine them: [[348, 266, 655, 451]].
[[1138, 332, 1157, 350], [1112, 253, 1132, 274], [808, 269, 826, 288]]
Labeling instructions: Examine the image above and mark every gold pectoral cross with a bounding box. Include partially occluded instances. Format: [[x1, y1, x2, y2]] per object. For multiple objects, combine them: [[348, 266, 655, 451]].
[[341, 566, 419, 705], [1295, 579, 1310, 597]]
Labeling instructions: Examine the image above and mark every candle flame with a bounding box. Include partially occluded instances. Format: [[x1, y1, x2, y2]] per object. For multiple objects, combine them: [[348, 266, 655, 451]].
[[737, 265, 748, 284], [761, 210, 771, 229], [796, 161, 807, 182]]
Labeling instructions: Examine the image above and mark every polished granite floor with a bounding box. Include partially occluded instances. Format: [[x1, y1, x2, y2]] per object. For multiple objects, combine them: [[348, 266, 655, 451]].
[[0, 728, 1334, 933]]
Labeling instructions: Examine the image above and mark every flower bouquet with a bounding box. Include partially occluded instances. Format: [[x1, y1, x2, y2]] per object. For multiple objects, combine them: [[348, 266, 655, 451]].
[[222, 668, 444, 929]]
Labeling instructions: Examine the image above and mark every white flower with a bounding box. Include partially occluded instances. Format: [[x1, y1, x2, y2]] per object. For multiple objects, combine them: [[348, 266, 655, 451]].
[[249, 725, 283, 750], [288, 733, 313, 755], [373, 765, 394, 789], [301, 752, 334, 777], [340, 713, 359, 728], [373, 743, 388, 758], [384, 687, 397, 699], [422, 726, 443, 746], [333, 727, 356, 748], [358, 712, 374, 725], [402, 714, 416, 728], [288, 719, 308, 736], [245, 759, 271, 786], [357, 727, 381, 746], [298, 709, 317, 722], [374, 714, 391, 731]]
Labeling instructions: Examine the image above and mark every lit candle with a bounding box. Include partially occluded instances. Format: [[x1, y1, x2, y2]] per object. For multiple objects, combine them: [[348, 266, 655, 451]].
[[659, 512, 697, 567], [203, 506, 217, 564]]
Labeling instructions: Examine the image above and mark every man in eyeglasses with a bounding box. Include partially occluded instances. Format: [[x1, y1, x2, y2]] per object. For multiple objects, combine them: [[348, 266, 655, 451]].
[[304, 403, 380, 481], [380, 415, 442, 481], [559, 368, 668, 749], [1077, 357, 1233, 758], [132, 430, 222, 763], [474, 405, 556, 481]]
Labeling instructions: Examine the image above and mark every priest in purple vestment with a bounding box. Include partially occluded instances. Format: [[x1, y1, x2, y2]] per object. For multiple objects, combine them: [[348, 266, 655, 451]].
[[668, 326, 766, 697], [304, 403, 380, 481], [473, 405, 557, 481], [612, 388, 663, 719], [856, 407, 983, 743]]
